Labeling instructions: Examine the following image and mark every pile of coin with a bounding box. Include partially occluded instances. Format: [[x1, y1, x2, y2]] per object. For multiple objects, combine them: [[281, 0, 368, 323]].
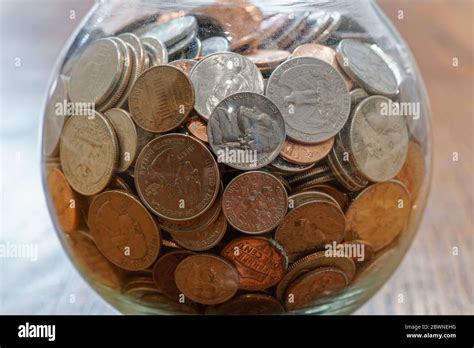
[[44, 1, 425, 314]]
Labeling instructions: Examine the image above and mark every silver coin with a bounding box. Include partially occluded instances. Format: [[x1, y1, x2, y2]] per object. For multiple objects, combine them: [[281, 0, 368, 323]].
[[140, 16, 197, 47], [336, 39, 399, 98], [141, 37, 168, 65], [316, 12, 342, 44], [185, 37, 202, 59], [269, 156, 316, 174], [288, 12, 331, 51], [350, 88, 369, 106], [69, 38, 124, 106], [168, 30, 197, 56], [207, 92, 285, 170], [347, 95, 409, 182], [266, 57, 351, 144], [190, 52, 264, 120], [118, 33, 145, 68], [201, 36, 230, 57]]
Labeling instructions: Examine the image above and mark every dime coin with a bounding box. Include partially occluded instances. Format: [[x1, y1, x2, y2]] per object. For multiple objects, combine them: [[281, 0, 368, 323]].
[[222, 171, 288, 234], [104, 108, 138, 172], [152, 250, 194, 301], [60, 111, 118, 196], [336, 39, 399, 97], [168, 59, 197, 75], [170, 212, 227, 251], [200, 36, 230, 57], [134, 134, 220, 221], [43, 75, 69, 158], [266, 57, 350, 143], [207, 92, 285, 170], [185, 115, 208, 143], [190, 52, 264, 120], [275, 200, 345, 256], [221, 237, 287, 290], [280, 137, 334, 165], [141, 16, 197, 47], [395, 140, 425, 201], [174, 254, 239, 305], [69, 38, 124, 106], [214, 293, 284, 315], [284, 267, 348, 311], [88, 190, 161, 270], [345, 180, 411, 251], [47, 167, 79, 233], [346, 95, 409, 182], [129, 65, 194, 133]]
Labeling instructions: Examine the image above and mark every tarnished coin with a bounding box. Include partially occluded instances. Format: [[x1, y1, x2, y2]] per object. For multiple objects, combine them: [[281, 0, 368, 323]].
[[47, 167, 79, 233], [170, 212, 227, 251], [208, 92, 285, 170], [345, 180, 411, 251], [280, 137, 334, 165], [269, 156, 316, 175], [141, 16, 197, 47], [221, 237, 287, 290], [266, 57, 350, 143], [174, 254, 239, 305], [350, 88, 369, 106], [275, 200, 345, 257], [69, 38, 124, 106], [284, 267, 348, 311], [168, 59, 197, 75], [290, 43, 353, 90], [190, 52, 264, 120], [214, 293, 284, 315], [245, 49, 290, 69], [152, 250, 194, 301], [276, 250, 356, 300], [43, 75, 69, 158], [129, 65, 194, 133], [104, 108, 138, 172], [346, 95, 409, 182], [201, 36, 230, 57], [336, 39, 399, 97], [342, 240, 375, 267], [300, 184, 348, 211], [185, 115, 208, 143], [134, 134, 220, 221], [141, 37, 169, 65], [60, 111, 118, 196], [395, 140, 425, 201], [88, 190, 161, 271], [222, 171, 288, 234]]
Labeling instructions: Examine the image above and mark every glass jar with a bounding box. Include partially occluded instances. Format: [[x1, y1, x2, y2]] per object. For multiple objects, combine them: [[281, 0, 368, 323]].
[[42, 0, 431, 315]]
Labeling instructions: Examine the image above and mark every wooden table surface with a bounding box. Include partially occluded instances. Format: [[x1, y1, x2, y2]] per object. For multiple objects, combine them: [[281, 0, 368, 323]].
[[356, 0, 473, 314]]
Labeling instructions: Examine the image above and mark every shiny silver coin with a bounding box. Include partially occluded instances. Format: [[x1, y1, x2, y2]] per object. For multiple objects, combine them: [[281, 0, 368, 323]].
[[336, 39, 399, 98], [118, 33, 145, 68], [316, 12, 342, 44], [288, 12, 331, 51], [140, 16, 197, 47], [207, 92, 285, 170], [168, 30, 197, 56], [201, 36, 230, 57], [190, 52, 264, 120], [346, 95, 409, 182], [266, 57, 351, 144], [141, 37, 168, 65]]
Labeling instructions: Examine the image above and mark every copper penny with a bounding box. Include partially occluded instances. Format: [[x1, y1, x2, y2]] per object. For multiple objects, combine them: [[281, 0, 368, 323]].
[[168, 59, 197, 75], [275, 201, 345, 256], [174, 254, 239, 305], [221, 237, 287, 291], [185, 115, 208, 143], [152, 250, 194, 301], [342, 240, 375, 268], [280, 137, 334, 165], [47, 167, 79, 234], [215, 293, 284, 315], [291, 43, 353, 90], [345, 180, 411, 251], [300, 184, 348, 211], [88, 190, 161, 270], [222, 171, 288, 234], [59, 112, 119, 196], [284, 267, 348, 311], [128, 65, 194, 133], [395, 140, 425, 201], [170, 212, 227, 251], [134, 133, 220, 221]]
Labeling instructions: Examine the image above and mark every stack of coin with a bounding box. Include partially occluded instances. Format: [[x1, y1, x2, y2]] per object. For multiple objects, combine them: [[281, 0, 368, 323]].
[[45, 1, 424, 314]]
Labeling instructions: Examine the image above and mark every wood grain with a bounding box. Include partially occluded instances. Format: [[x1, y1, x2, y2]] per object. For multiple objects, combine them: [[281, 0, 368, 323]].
[[356, 0, 473, 314]]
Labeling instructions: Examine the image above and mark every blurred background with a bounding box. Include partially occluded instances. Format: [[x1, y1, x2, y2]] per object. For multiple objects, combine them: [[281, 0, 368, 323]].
[[0, 0, 472, 314]]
